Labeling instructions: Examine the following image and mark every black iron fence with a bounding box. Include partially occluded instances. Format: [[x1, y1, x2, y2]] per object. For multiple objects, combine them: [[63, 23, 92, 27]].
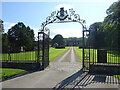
[[1, 45, 38, 62], [90, 48, 120, 65]]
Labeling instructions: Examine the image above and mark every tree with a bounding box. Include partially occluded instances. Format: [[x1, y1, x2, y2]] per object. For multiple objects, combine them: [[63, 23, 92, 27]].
[[0, 19, 4, 33], [52, 34, 65, 48], [89, 22, 106, 48], [103, 0, 120, 48], [8, 22, 35, 52], [2, 33, 9, 53], [89, 0, 120, 49], [53, 43, 58, 48], [106, 1, 120, 25]]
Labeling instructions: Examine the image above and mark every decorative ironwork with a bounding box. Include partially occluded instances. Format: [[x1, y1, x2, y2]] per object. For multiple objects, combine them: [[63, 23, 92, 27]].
[[41, 7, 86, 31]]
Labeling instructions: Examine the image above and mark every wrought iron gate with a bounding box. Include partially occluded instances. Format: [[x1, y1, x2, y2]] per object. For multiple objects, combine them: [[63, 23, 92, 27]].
[[38, 7, 90, 71], [38, 31, 49, 70], [83, 28, 90, 71]]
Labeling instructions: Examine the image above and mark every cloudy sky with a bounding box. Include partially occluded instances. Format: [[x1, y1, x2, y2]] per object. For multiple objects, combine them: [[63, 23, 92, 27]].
[[2, 0, 118, 38]]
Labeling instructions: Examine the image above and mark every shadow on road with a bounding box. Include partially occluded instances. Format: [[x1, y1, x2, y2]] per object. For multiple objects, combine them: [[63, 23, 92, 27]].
[[53, 68, 119, 89]]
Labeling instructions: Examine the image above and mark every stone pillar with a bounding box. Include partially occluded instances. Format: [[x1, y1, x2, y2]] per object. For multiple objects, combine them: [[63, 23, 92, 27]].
[[97, 49, 107, 63]]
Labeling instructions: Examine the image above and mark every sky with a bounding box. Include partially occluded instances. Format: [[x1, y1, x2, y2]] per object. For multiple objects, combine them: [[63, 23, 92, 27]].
[[2, 0, 118, 38]]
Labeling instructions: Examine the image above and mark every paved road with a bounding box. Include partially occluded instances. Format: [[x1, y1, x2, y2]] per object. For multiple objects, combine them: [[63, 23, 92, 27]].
[[1, 47, 119, 89]]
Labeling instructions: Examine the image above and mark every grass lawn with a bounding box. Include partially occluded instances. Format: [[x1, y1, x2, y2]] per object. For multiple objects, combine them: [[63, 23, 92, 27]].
[[49, 47, 70, 61], [1, 47, 70, 61], [74, 47, 82, 61], [74, 47, 120, 63], [0, 68, 26, 79], [74, 47, 97, 62]]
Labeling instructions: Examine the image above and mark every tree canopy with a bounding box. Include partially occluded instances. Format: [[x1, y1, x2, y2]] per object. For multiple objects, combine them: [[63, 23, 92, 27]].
[[0, 19, 4, 33], [8, 22, 35, 52], [89, 0, 120, 49], [52, 34, 65, 48]]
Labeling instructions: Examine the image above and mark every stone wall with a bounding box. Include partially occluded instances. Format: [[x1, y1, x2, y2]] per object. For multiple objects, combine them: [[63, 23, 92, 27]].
[[1, 61, 42, 71], [90, 64, 120, 75]]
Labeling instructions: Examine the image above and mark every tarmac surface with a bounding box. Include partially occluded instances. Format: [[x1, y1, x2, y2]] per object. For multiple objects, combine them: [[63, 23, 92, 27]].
[[1, 47, 119, 89]]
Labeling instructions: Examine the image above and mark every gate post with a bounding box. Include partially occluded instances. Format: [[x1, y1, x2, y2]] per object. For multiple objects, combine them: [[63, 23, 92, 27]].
[[42, 32, 45, 69], [97, 49, 107, 63], [82, 30, 85, 68], [37, 32, 40, 62], [82, 28, 90, 71]]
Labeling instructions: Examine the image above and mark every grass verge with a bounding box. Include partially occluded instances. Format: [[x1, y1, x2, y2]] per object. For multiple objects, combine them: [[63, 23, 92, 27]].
[[49, 47, 70, 61], [0, 68, 26, 80], [74, 47, 82, 61]]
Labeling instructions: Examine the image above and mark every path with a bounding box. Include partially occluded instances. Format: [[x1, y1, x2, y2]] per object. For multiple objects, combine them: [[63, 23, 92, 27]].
[[1, 47, 119, 89]]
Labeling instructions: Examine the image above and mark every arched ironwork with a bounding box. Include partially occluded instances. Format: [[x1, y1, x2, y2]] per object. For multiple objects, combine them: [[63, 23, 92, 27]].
[[40, 7, 87, 31], [38, 7, 90, 70]]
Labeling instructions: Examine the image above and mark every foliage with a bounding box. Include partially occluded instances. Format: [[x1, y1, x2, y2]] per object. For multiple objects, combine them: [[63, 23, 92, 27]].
[[89, 22, 105, 48], [2, 33, 9, 53], [0, 19, 4, 33], [52, 34, 65, 48], [89, 0, 120, 49], [8, 22, 35, 52], [106, 1, 120, 25], [53, 43, 58, 48]]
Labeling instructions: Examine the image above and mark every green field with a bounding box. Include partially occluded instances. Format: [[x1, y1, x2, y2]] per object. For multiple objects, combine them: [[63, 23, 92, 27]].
[[74, 47, 120, 63], [0, 68, 25, 79], [1, 47, 70, 61]]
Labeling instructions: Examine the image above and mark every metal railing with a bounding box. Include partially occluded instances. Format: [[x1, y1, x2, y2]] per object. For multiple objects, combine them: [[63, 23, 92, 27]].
[[90, 48, 120, 65], [1, 47, 38, 62]]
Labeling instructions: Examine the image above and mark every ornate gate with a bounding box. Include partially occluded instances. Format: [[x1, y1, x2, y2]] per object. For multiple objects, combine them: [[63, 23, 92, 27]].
[[38, 30, 49, 70], [38, 7, 90, 71]]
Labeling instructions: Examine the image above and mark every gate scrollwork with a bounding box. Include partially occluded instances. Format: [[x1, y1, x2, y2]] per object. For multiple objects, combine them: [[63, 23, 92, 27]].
[[41, 7, 86, 31]]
